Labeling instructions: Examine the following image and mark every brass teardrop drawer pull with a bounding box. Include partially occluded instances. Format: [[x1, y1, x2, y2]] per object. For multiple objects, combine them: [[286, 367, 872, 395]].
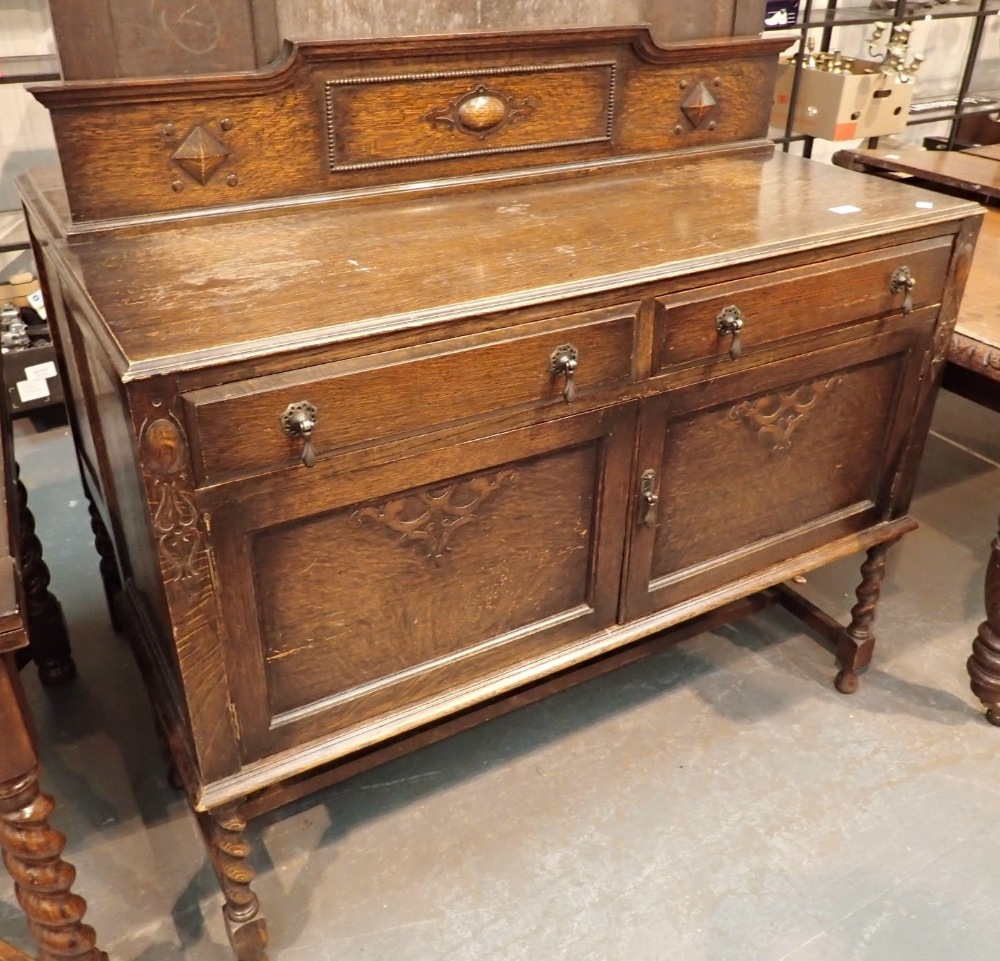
[[890, 265, 916, 315], [280, 401, 318, 468], [549, 343, 579, 403], [716, 304, 745, 360]]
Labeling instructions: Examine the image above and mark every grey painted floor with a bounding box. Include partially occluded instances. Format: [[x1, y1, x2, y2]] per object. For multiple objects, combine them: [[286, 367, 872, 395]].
[[2, 389, 999, 961]]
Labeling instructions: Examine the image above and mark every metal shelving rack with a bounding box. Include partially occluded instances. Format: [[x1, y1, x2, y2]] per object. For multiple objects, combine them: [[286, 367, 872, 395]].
[[773, 0, 1000, 157]]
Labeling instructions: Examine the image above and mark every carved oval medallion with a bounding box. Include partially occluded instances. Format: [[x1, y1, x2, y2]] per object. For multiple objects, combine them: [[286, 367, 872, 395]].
[[142, 418, 186, 475], [457, 93, 507, 132]]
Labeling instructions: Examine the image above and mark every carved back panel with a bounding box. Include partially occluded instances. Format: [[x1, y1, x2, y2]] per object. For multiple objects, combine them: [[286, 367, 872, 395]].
[[33, 28, 785, 226]]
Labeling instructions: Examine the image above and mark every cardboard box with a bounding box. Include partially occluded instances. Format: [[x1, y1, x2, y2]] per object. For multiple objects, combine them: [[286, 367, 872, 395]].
[[771, 60, 915, 141], [0, 272, 39, 309]]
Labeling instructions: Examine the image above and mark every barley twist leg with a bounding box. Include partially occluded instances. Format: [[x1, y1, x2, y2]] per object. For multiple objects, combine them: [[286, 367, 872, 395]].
[[0, 768, 105, 961], [203, 803, 269, 961], [835, 542, 891, 694]]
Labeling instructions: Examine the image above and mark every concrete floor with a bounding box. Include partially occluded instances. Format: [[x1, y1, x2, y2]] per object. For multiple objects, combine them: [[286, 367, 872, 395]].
[[1, 389, 999, 961]]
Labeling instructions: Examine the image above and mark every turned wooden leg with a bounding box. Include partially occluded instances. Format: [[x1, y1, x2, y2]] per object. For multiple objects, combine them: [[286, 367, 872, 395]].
[[0, 659, 105, 961], [202, 803, 269, 961], [968, 516, 1000, 726], [84, 494, 122, 634], [14, 466, 75, 686], [835, 542, 891, 694]]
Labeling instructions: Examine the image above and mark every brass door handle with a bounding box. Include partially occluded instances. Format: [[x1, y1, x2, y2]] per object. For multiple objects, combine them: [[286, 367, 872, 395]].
[[280, 401, 318, 468], [639, 469, 659, 527], [550, 344, 579, 403], [890, 265, 915, 315], [716, 305, 745, 360]]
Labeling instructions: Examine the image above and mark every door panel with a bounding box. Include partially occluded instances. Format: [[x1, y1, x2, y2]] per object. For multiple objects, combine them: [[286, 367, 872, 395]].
[[623, 320, 931, 619], [211, 404, 637, 761]]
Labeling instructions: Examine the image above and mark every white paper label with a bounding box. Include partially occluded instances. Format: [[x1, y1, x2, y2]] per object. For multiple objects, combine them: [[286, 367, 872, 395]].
[[24, 361, 57, 381], [26, 289, 47, 320], [16, 379, 50, 402]]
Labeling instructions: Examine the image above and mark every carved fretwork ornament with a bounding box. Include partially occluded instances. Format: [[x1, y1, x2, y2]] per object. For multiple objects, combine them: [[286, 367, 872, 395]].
[[728, 377, 841, 453], [139, 413, 210, 583], [354, 468, 518, 564], [425, 84, 537, 140]]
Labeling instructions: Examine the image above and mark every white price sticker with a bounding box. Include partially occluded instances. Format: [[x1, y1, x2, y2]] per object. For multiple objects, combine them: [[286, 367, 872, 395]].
[[16, 379, 50, 403], [24, 361, 57, 381]]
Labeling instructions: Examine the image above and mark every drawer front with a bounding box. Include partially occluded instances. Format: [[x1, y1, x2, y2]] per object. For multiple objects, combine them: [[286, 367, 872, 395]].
[[654, 236, 952, 372], [184, 305, 639, 484]]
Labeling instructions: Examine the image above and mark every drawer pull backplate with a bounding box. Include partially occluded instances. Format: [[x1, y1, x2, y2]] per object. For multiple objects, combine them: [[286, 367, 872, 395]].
[[280, 401, 318, 469], [716, 305, 745, 360], [550, 344, 579, 403], [889, 265, 916, 315]]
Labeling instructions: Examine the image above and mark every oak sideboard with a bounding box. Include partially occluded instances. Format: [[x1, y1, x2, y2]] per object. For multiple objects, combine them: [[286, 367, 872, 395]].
[[19, 27, 980, 959]]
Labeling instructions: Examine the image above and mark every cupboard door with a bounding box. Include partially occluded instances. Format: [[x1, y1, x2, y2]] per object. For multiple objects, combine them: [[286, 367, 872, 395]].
[[210, 404, 637, 762], [622, 322, 931, 620]]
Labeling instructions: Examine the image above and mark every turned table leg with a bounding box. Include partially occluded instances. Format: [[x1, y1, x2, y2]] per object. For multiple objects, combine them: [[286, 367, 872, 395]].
[[84, 491, 122, 634], [0, 657, 105, 961], [201, 803, 269, 961], [968, 515, 1000, 725], [835, 541, 892, 694], [14, 466, 75, 686]]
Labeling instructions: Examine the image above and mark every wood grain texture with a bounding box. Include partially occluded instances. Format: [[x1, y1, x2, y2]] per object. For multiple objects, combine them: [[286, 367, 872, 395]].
[[211, 404, 636, 761], [969, 516, 1000, 725], [23, 151, 978, 382], [623, 320, 930, 620], [0, 660, 106, 961], [32, 29, 786, 223], [183, 305, 638, 483], [16, 29, 990, 942], [654, 237, 952, 372]]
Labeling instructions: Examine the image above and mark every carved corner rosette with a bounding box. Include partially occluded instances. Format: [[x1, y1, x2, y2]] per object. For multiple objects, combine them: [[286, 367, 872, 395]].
[[353, 468, 518, 565], [728, 377, 841, 454], [425, 84, 537, 140], [139, 412, 210, 584]]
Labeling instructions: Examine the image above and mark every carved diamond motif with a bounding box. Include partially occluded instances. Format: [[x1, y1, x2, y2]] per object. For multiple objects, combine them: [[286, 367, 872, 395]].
[[171, 125, 230, 184], [680, 82, 718, 129]]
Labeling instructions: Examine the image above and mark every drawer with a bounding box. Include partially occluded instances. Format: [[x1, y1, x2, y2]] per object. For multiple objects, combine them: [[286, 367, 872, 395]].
[[184, 305, 639, 484], [653, 235, 953, 372]]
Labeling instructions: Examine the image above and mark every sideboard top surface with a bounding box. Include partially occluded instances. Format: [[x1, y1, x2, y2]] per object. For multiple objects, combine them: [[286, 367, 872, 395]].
[[21, 149, 980, 381]]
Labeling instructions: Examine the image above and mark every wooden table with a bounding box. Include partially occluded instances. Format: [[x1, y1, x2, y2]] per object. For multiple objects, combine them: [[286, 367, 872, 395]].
[[833, 145, 1000, 724], [0, 380, 104, 958]]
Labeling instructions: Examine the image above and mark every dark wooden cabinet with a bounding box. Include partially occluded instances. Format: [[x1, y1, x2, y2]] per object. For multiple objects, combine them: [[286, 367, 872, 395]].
[[209, 403, 637, 762], [625, 319, 934, 619], [18, 25, 982, 960]]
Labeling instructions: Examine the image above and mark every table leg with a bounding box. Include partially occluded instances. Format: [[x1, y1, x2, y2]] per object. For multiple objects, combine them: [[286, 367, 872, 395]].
[[835, 541, 891, 694], [84, 494, 122, 634], [0, 656, 105, 961], [14, 467, 75, 687], [968, 515, 1000, 725], [201, 803, 269, 961]]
